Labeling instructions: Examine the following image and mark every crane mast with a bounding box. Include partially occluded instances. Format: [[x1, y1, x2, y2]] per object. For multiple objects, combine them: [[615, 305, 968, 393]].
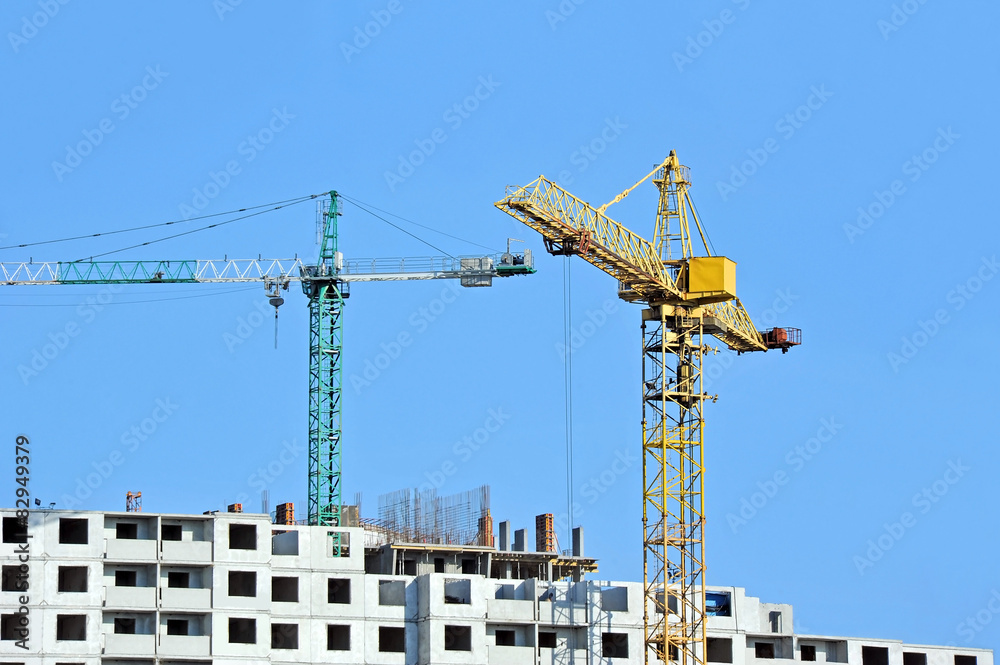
[[496, 152, 800, 665], [300, 194, 346, 528], [644, 159, 708, 665]]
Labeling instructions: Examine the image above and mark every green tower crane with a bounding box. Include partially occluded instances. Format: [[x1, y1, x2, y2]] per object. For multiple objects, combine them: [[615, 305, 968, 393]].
[[2, 191, 536, 526]]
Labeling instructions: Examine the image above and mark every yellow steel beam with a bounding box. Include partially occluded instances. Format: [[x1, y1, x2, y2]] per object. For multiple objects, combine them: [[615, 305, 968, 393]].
[[704, 299, 768, 353], [495, 174, 769, 353], [496, 176, 683, 302]]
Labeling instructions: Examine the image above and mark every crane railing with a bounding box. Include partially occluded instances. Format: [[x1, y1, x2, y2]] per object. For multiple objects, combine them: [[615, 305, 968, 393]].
[[341, 256, 487, 275]]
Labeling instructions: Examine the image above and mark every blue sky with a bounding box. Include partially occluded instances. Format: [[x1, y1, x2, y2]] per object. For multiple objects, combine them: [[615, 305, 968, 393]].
[[2, 0, 999, 651]]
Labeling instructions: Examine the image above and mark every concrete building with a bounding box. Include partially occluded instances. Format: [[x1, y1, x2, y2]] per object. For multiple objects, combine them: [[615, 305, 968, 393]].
[[0, 508, 992, 665]]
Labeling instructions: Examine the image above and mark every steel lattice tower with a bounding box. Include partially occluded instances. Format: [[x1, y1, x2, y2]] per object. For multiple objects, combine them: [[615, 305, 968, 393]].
[[304, 193, 346, 527], [642, 308, 706, 665]]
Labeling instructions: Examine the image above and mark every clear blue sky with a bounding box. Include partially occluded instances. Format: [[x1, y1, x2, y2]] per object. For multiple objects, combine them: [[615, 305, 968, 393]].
[[2, 0, 998, 651]]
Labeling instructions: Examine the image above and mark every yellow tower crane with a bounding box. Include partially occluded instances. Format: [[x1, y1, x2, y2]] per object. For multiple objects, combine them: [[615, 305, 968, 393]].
[[496, 151, 800, 665]]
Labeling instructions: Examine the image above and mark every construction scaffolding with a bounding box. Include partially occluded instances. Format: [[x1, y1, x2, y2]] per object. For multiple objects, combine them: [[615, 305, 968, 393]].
[[535, 512, 555, 553], [371, 485, 492, 546]]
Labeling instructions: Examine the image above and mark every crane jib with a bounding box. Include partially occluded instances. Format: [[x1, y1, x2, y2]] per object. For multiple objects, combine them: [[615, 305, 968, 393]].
[[55, 260, 201, 284], [1, 255, 534, 286]]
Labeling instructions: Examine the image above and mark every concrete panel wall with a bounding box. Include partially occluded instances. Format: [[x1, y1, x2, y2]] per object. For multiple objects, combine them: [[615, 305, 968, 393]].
[[37, 606, 103, 656], [307, 526, 365, 572], [40, 559, 101, 608], [103, 514, 157, 541], [418, 618, 488, 664], [363, 619, 416, 664], [210, 610, 270, 658], [39, 511, 103, 560], [212, 515, 271, 565], [211, 563, 270, 611], [301, 618, 363, 664], [310, 571, 367, 620], [419, 575, 487, 621]]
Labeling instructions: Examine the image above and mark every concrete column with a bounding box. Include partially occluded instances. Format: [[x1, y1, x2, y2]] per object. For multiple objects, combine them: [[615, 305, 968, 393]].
[[498, 520, 511, 551], [572, 526, 584, 557], [513, 529, 526, 552]]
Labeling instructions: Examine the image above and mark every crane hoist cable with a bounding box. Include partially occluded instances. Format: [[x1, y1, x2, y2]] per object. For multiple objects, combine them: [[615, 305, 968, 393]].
[[340, 197, 453, 257], [690, 198, 718, 257], [338, 193, 498, 253], [563, 256, 575, 544], [76, 196, 321, 262], [0, 193, 324, 253]]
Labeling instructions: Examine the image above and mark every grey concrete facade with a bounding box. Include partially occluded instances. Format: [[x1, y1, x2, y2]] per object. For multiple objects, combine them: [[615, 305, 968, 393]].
[[0, 508, 991, 665]]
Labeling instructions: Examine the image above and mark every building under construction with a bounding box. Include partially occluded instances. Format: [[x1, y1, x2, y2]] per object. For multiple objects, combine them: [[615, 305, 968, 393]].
[[0, 500, 991, 665]]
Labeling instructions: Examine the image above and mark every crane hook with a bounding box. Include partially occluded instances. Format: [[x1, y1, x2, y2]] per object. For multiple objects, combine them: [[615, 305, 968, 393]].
[[267, 283, 285, 350]]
